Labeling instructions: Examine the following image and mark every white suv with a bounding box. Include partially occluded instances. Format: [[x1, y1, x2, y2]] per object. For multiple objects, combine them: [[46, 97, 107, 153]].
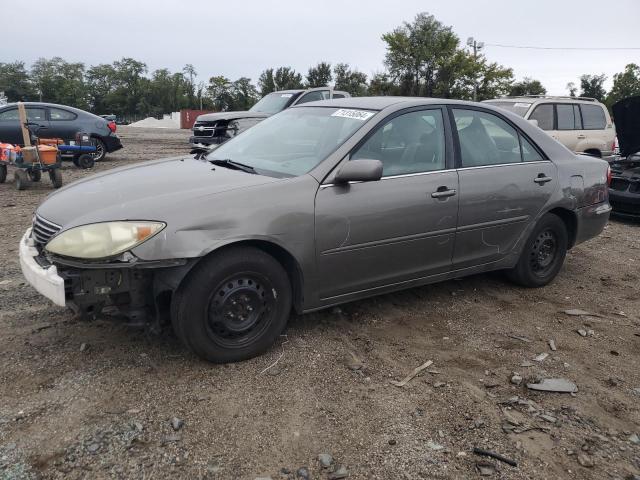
[[484, 96, 615, 158]]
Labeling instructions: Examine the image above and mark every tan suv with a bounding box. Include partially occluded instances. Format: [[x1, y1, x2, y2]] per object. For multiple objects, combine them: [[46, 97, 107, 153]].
[[484, 96, 615, 158]]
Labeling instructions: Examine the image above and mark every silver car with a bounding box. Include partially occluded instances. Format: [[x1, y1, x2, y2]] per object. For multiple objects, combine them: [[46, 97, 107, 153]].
[[20, 97, 612, 363]]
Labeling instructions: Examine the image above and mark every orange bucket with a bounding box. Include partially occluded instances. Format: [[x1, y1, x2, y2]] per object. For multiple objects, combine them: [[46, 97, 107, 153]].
[[37, 145, 59, 165], [38, 138, 64, 147]]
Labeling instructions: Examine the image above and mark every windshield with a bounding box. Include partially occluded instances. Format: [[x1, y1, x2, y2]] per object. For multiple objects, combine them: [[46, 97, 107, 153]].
[[249, 92, 298, 114], [206, 107, 376, 177], [484, 101, 532, 117]]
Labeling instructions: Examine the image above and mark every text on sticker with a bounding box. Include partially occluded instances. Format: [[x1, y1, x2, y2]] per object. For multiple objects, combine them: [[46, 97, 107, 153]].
[[331, 109, 374, 121]]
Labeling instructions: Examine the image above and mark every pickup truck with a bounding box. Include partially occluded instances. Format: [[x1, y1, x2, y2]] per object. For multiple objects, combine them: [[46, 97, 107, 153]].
[[189, 87, 350, 148]]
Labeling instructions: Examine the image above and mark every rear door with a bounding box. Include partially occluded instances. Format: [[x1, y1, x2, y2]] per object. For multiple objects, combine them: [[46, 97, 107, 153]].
[[47, 106, 79, 141], [451, 107, 557, 268], [555, 103, 581, 152], [314, 107, 458, 300]]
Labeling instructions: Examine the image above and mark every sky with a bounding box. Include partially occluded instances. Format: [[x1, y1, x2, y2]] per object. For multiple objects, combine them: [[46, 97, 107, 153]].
[[3, 0, 639, 96]]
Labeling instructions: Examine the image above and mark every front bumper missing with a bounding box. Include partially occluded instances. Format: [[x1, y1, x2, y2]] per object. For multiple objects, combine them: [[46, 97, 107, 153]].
[[19, 228, 66, 307]]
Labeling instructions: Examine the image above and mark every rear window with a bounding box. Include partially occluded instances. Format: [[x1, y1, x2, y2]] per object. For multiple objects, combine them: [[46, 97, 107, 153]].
[[484, 101, 531, 117], [580, 104, 606, 130], [50, 108, 77, 121]]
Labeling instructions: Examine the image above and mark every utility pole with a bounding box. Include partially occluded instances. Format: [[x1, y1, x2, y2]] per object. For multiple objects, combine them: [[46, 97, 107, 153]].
[[467, 37, 484, 102]]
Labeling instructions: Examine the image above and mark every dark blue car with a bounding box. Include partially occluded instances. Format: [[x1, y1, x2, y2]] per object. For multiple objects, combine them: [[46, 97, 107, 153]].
[[0, 102, 123, 161]]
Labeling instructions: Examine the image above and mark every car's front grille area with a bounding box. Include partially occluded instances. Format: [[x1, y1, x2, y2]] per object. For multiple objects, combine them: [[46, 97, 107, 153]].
[[32, 215, 61, 246], [192, 121, 218, 137]]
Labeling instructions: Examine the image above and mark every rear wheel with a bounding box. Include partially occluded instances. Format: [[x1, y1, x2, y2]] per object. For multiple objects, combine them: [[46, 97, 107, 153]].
[[507, 213, 568, 287], [0, 164, 6, 183], [93, 138, 106, 161], [14, 170, 29, 190], [28, 169, 41, 182], [171, 247, 292, 363], [49, 169, 63, 188]]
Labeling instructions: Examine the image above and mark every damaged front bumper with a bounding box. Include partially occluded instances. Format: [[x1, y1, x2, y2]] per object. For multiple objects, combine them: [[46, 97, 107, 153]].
[[19, 228, 192, 324]]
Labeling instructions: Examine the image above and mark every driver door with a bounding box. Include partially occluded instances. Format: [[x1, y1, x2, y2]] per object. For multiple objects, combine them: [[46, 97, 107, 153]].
[[314, 107, 459, 302]]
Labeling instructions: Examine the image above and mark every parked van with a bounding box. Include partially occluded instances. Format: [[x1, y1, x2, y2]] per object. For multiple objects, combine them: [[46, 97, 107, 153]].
[[483, 96, 615, 158]]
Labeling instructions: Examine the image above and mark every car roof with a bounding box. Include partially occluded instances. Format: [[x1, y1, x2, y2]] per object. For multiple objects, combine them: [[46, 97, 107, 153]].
[[292, 96, 489, 111], [484, 96, 602, 105], [0, 101, 95, 115]]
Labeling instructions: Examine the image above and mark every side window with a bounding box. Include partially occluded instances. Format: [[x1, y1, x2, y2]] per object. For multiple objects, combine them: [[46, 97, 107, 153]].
[[557, 104, 577, 130], [0, 109, 19, 120], [453, 109, 521, 167], [520, 135, 544, 162], [351, 109, 446, 176], [580, 104, 606, 130], [50, 108, 76, 121], [529, 104, 554, 130], [333, 93, 346, 99], [296, 91, 326, 105], [26, 108, 46, 121]]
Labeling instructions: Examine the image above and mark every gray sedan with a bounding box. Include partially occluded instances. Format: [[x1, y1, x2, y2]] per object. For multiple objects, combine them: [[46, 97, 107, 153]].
[[20, 97, 612, 362]]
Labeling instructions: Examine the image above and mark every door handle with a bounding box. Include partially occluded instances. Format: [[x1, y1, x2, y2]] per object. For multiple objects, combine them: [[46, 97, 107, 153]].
[[431, 187, 457, 199], [577, 134, 586, 139], [534, 174, 553, 185]]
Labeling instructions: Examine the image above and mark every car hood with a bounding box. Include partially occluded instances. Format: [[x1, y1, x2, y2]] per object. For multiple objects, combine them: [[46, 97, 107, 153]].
[[36, 156, 279, 229], [612, 95, 640, 157], [196, 111, 271, 122]]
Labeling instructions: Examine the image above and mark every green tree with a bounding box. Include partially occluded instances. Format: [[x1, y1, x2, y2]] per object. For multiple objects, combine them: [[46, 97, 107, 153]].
[[274, 67, 304, 91], [207, 76, 236, 111], [579, 74, 607, 101], [183, 64, 197, 108], [258, 68, 276, 96], [86, 63, 117, 113], [367, 72, 400, 96], [607, 63, 640, 106], [31, 57, 88, 108], [333, 63, 368, 96], [306, 62, 332, 87], [509, 77, 546, 96], [0, 61, 36, 101], [111, 57, 148, 116], [382, 12, 458, 96], [566, 82, 577, 97], [231, 77, 259, 110]]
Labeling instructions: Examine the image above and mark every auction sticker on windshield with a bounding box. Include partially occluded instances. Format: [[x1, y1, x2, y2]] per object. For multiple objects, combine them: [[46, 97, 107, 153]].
[[331, 109, 374, 121]]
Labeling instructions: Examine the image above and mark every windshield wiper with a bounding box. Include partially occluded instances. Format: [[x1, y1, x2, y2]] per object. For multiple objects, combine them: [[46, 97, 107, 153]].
[[208, 158, 257, 174]]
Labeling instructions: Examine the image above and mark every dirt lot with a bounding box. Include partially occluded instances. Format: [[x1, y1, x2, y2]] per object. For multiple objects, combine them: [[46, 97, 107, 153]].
[[1, 126, 639, 480]]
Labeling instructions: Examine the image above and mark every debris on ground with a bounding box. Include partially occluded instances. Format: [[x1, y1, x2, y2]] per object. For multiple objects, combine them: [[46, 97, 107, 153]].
[[345, 351, 364, 371], [318, 453, 333, 468], [476, 461, 496, 476], [510, 374, 523, 385], [563, 309, 592, 316], [170, 417, 184, 431], [526, 378, 578, 393], [506, 334, 532, 343], [427, 440, 445, 451], [390, 360, 433, 387], [79, 342, 88, 352], [328, 465, 349, 479], [473, 447, 517, 467], [548, 339, 557, 351], [577, 452, 595, 467], [533, 353, 549, 362]]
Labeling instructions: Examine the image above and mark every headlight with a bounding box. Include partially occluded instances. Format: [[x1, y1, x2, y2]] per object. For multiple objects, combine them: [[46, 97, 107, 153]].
[[45, 221, 165, 259]]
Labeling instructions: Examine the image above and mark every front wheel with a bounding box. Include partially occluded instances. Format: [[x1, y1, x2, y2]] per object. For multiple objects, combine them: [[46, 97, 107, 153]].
[[49, 168, 63, 188], [507, 213, 568, 287], [171, 247, 292, 363], [28, 169, 41, 182]]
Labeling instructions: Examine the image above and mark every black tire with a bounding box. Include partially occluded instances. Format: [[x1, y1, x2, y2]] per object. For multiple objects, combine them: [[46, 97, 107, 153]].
[[171, 247, 292, 363], [15, 169, 29, 190], [507, 213, 568, 287], [93, 138, 106, 161], [72, 156, 80, 168], [49, 168, 63, 189], [77, 154, 95, 169], [0, 164, 6, 183], [28, 169, 41, 182]]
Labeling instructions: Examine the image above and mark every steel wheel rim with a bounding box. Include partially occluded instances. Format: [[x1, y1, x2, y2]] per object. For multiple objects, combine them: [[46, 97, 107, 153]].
[[95, 141, 104, 160], [529, 229, 558, 276], [205, 272, 276, 348]]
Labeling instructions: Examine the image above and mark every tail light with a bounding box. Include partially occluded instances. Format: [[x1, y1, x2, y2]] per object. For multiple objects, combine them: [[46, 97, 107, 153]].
[[107, 121, 117, 133], [607, 165, 612, 186]]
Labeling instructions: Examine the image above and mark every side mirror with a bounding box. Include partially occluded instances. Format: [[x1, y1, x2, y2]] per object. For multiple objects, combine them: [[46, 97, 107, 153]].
[[334, 159, 383, 184], [528, 119, 539, 128]]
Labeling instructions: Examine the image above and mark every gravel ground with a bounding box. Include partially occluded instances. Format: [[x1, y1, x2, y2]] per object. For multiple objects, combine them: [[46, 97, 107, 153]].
[[0, 127, 639, 480]]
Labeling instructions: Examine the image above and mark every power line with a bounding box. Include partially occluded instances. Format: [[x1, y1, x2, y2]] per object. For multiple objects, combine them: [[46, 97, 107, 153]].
[[485, 43, 640, 51]]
